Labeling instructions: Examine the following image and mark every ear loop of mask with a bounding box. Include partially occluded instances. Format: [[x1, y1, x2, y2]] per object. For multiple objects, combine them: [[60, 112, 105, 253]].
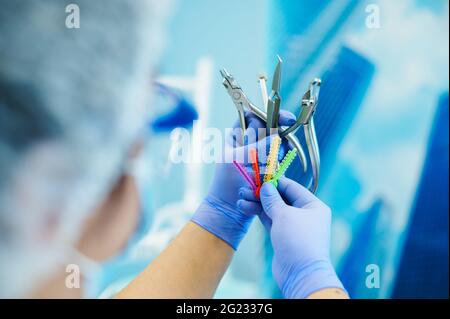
[[123, 139, 155, 239], [61, 246, 102, 298]]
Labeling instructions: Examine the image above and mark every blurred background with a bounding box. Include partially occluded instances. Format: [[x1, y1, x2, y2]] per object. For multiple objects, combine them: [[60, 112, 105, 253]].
[[96, 0, 449, 299]]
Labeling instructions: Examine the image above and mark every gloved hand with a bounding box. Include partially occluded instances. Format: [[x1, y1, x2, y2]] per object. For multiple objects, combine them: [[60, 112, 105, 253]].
[[237, 177, 346, 298], [191, 111, 297, 250]]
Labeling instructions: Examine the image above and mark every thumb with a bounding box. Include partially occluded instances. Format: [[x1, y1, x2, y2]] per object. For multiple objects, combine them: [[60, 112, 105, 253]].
[[260, 183, 286, 219]]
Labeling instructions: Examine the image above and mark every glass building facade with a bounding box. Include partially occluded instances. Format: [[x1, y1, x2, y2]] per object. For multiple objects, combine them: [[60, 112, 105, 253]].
[[392, 93, 449, 298], [287, 46, 375, 186]]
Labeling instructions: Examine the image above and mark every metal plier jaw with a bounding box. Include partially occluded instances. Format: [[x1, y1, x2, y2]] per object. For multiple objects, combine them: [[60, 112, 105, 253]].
[[299, 78, 321, 125], [221, 69, 247, 144], [219, 69, 308, 176], [280, 78, 321, 137]]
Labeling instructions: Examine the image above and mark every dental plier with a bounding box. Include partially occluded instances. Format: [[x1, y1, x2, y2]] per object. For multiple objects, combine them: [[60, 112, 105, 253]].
[[220, 68, 307, 178], [220, 60, 321, 193], [280, 79, 321, 193]]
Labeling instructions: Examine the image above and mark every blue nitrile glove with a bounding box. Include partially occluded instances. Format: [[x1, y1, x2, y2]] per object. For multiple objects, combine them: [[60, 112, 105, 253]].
[[191, 111, 297, 250], [237, 177, 347, 298]]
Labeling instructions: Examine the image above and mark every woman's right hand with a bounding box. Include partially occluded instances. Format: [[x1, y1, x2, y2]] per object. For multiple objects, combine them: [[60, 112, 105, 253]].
[[237, 177, 347, 299]]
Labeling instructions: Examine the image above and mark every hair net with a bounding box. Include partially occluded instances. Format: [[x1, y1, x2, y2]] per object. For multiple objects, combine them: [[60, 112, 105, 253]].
[[0, 0, 170, 297]]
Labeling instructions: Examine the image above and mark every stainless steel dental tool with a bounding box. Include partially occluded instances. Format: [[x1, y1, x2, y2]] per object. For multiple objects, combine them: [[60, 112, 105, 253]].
[[223, 73, 247, 145], [280, 78, 321, 193], [266, 56, 282, 134], [220, 58, 321, 193], [220, 68, 307, 173]]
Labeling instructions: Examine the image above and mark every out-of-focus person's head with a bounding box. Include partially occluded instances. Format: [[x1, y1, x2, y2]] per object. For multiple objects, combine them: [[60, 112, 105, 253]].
[[0, 0, 170, 297]]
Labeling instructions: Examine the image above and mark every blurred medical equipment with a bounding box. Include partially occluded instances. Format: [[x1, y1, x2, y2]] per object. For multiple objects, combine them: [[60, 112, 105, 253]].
[[93, 58, 214, 298], [130, 59, 213, 231], [220, 57, 322, 193], [158, 57, 213, 210], [150, 82, 198, 132]]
